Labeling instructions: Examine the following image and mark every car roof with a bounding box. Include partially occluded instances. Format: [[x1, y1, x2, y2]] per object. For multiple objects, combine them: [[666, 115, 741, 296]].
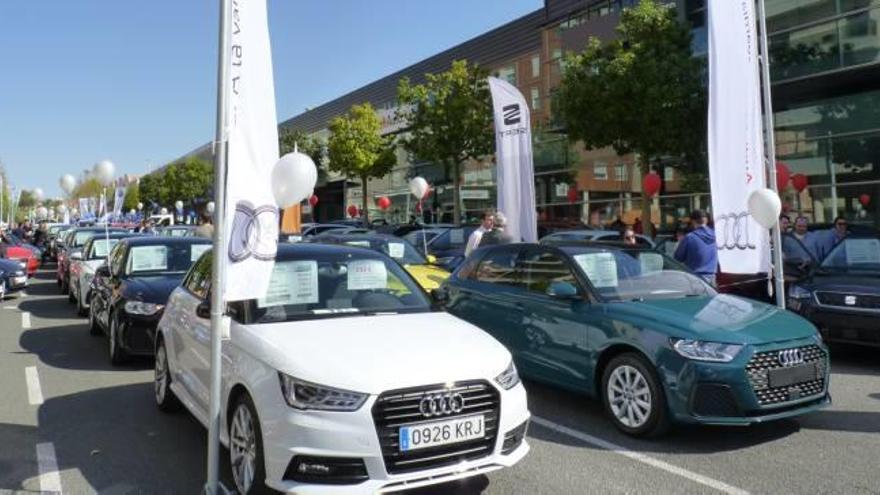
[[314, 232, 400, 241], [85, 232, 139, 241], [275, 242, 388, 261], [123, 236, 211, 246]]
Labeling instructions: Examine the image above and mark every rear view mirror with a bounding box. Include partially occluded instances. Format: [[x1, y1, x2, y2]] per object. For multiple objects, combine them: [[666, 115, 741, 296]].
[[430, 287, 449, 306], [426, 255, 437, 264], [196, 300, 211, 319], [546, 281, 579, 300], [95, 265, 110, 278], [69, 252, 82, 261]]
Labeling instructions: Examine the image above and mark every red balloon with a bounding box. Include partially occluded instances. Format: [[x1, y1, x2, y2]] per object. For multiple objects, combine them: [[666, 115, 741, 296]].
[[791, 173, 809, 193], [776, 162, 791, 191], [643, 172, 662, 197], [566, 187, 579, 204], [377, 196, 391, 210], [308, 194, 319, 207], [347, 204, 358, 217], [859, 194, 871, 207]]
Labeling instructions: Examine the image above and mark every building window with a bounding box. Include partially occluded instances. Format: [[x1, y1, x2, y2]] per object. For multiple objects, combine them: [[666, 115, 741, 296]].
[[497, 65, 517, 85], [594, 163, 608, 180], [531, 88, 541, 111], [664, 167, 675, 182], [531, 55, 540, 78], [615, 164, 628, 181]]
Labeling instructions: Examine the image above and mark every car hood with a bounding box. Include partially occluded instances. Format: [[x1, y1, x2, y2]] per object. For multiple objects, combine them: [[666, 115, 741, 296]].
[[122, 276, 184, 304], [404, 264, 451, 291], [805, 272, 880, 295], [0, 259, 22, 273], [603, 294, 816, 345], [232, 312, 511, 395]]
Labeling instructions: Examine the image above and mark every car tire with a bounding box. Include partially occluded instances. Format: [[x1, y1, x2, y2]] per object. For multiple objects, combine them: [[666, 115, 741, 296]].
[[601, 353, 670, 437], [88, 305, 102, 336], [67, 285, 76, 303], [154, 337, 182, 413], [60, 276, 68, 294], [109, 313, 128, 365], [76, 289, 88, 317], [228, 394, 270, 495]]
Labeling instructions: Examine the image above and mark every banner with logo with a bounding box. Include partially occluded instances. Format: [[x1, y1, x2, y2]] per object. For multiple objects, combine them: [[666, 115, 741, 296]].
[[113, 187, 126, 220], [78, 198, 89, 219], [222, 0, 280, 301], [707, 0, 770, 274], [98, 192, 108, 223], [488, 77, 537, 243]]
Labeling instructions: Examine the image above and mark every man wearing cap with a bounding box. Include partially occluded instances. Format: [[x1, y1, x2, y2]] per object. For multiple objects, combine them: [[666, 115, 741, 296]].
[[480, 211, 514, 247], [674, 209, 718, 285]]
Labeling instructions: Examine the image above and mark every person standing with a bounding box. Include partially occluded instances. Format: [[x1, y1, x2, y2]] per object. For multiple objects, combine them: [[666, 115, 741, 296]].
[[817, 216, 848, 259], [194, 214, 214, 239], [464, 210, 494, 257], [480, 212, 514, 247], [621, 226, 638, 245], [674, 209, 718, 285]]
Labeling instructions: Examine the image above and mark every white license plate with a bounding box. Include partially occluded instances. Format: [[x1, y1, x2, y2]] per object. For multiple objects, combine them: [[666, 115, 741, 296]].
[[399, 415, 484, 452], [13, 276, 27, 285]]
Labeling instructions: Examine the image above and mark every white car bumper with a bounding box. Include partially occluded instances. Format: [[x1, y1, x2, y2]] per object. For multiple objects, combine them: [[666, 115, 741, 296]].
[[262, 381, 530, 494]]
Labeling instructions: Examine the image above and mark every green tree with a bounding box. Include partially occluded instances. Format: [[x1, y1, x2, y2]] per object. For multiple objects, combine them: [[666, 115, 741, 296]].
[[279, 128, 328, 183], [71, 177, 104, 201], [123, 181, 140, 212], [396, 59, 494, 224], [138, 173, 169, 207], [165, 157, 213, 207], [327, 103, 397, 223], [555, 0, 704, 235]]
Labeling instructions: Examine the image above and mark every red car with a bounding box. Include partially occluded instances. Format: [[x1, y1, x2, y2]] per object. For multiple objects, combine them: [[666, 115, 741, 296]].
[[0, 243, 39, 277]]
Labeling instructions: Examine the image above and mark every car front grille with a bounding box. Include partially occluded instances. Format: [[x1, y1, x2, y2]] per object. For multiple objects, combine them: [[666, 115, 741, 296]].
[[371, 380, 500, 475], [816, 291, 880, 311], [745, 345, 827, 406]]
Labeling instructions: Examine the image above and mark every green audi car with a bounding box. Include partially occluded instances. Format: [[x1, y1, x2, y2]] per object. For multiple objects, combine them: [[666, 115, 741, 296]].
[[440, 242, 831, 436]]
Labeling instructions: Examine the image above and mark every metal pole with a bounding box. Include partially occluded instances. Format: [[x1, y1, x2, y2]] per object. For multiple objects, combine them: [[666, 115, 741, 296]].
[[757, 0, 786, 309], [206, 0, 231, 493], [826, 131, 839, 219]]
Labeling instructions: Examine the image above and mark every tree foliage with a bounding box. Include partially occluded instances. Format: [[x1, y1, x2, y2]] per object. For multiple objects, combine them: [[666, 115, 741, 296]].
[[279, 128, 328, 183], [71, 177, 104, 201], [138, 173, 168, 207], [123, 181, 140, 212], [137, 157, 213, 211], [327, 103, 397, 222], [555, 0, 705, 233], [396, 60, 494, 224]]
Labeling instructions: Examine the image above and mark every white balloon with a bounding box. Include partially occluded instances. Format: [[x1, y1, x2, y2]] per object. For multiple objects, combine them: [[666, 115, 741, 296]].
[[36, 206, 48, 219], [129, 209, 136, 215], [747, 188, 782, 229], [57, 205, 68, 214], [93, 160, 115, 185], [33, 188, 44, 201], [160, 207, 168, 215], [175, 200, 184, 211], [59, 174, 77, 194], [71, 208, 79, 216], [409, 177, 429, 199], [271, 151, 317, 208], [206, 201, 216, 214], [137, 202, 144, 210]]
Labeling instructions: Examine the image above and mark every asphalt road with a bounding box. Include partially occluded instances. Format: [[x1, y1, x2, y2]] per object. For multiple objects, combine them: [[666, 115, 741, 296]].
[[1, 267, 879, 494]]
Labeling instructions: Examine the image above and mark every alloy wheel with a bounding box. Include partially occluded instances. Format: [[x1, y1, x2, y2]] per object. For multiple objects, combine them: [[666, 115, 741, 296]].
[[154, 344, 167, 404], [607, 365, 652, 429], [230, 404, 258, 494]]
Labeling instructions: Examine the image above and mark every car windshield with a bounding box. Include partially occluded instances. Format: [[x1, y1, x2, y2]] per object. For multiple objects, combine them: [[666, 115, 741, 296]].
[[404, 229, 443, 247], [126, 243, 211, 276], [560, 246, 714, 302], [244, 251, 431, 324], [820, 237, 880, 273], [339, 238, 426, 265], [48, 225, 66, 235], [88, 239, 120, 259], [73, 231, 102, 246]]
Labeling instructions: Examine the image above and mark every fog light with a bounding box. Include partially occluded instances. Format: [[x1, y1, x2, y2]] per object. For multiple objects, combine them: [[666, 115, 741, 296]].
[[284, 456, 368, 485]]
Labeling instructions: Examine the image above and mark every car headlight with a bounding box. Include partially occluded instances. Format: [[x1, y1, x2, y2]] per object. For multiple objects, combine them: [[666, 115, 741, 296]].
[[789, 285, 812, 300], [672, 339, 743, 363], [124, 301, 164, 315], [278, 373, 367, 411], [18, 261, 26, 269], [494, 360, 520, 390], [14, 271, 24, 277]]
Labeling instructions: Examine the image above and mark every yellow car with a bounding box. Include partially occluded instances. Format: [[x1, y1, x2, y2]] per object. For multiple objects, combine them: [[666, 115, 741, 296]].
[[307, 233, 450, 292]]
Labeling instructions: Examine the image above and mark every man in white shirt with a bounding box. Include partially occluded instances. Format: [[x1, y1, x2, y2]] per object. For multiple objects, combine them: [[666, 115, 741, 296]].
[[464, 210, 494, 257]]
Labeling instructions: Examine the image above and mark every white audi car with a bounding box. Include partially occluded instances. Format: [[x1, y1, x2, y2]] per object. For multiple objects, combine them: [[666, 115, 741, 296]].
[[155, 243, 530, 494], [68, 233, 133, 316]]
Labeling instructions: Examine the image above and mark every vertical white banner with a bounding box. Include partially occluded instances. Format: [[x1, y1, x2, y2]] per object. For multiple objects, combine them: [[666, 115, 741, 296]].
[[113, 187, 126, 219], [222, 0, 280, 301], [708, 0, 770, 274], [78, 198, 89, 219], [488, 77, 537, 243]]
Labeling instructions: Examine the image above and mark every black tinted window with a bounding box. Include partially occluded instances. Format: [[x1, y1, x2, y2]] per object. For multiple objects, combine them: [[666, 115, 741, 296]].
[[185, 252, 212, 299], [520, 249, 578, 294], [474, 249, 520, 287]]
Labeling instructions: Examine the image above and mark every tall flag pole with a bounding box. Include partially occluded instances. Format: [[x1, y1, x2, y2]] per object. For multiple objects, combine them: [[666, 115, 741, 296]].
[[756, 0, 786, 308], [206, 0, 232, 492]]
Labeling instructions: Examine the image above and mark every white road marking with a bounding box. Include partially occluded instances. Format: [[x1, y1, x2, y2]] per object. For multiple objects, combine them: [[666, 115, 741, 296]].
[[22, 311, 31, 329], [36, 442, 62, 494], [531, 416, 750, 495], [25, 366, 44, 405]]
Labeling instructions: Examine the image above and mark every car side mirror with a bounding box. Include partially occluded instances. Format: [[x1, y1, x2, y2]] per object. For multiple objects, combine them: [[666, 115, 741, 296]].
[[426, 255, 437, 264], [430, 287, 449, 306], [69, 252, 82, 261], [196, 300, 211, 319], [546, 281, 580, 300], [95, 265, 110, 277]]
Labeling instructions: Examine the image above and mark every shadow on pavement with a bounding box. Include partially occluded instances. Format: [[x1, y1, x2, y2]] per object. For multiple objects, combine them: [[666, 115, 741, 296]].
[[19, 324, 151, 372], [797, 410, 880, 434], [17, 297, 80, 321], [0, 422, 39, 492], [828, 344, 880, 376]]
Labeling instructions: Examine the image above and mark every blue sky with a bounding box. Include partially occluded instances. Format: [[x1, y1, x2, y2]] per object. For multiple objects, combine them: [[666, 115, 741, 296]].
[[0, 0, 541, 197]]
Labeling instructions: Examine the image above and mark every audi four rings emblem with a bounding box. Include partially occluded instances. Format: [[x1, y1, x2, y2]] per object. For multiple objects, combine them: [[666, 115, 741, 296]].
[[228, 200, 279, 263], [716, 211, 756, 251], [418, 392, 465, 418], [778, 348, 805, 367]]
